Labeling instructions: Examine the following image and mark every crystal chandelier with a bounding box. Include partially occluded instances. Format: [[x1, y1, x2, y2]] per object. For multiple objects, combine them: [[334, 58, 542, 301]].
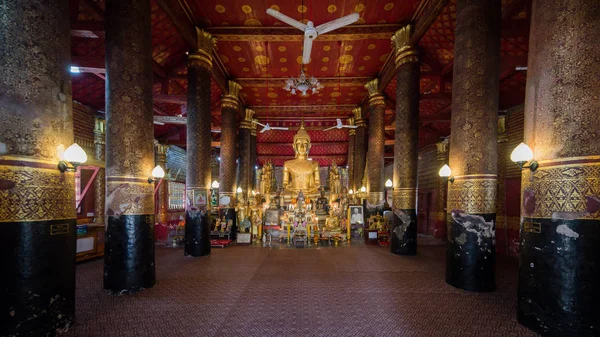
[[283, 69, 323, 96]]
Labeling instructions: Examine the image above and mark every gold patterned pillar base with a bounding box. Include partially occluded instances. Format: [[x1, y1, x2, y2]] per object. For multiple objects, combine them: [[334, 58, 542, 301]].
[[366, 192, 385, 209]]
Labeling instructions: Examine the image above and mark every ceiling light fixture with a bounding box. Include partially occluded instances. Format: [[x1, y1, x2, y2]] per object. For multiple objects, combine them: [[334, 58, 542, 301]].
[[283, 68, 323, 96]]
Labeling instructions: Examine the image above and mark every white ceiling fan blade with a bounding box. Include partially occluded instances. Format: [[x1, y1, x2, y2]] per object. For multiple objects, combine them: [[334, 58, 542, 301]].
[[335, 118, 343, 127], [153, 121, 165, 125], [154, 116, 187, 125], [266, 8, 307, 31], [260, 127, 269, 133], [271, 127, 289, 130], [315, 13, 360, 35], [323, 126, 336, 132], [342, 125, 358, 129], [211, 129, 221, 133], [252, 120, 267, 127], [302, 37, 313, 64]]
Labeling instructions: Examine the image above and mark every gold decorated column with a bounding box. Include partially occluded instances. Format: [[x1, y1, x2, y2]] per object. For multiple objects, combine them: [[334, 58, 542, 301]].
[[185, 28, 215, 257], [104, 0, 156, 293], [94, 116, 106, 226], [517, 1, 600, 335], [238, 109, 255, 199], [219, 80, 242, 238], [352, 107, 367, 193], [390, 24, 420, 255], [155, 143, 169, 224], [250, 119, 258, 192], [446, 0, 500, 292], [435, 138, 449, 239], [346, 117, 356, 193], [0, 1, 76, 334], [364, 79, 386, 208]]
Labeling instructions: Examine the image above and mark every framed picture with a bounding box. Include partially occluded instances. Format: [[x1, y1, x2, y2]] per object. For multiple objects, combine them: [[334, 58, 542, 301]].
[[348, 205, 364, 225], [193, 189, 207, 206]]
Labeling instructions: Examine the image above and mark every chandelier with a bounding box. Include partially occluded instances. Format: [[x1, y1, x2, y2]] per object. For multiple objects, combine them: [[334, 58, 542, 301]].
[[283, 69, 323, 96]]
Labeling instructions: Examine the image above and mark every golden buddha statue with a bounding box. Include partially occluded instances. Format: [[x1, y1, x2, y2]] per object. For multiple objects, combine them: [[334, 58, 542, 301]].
[[324, 209, 342, 234], [282, 123, 321, 197]]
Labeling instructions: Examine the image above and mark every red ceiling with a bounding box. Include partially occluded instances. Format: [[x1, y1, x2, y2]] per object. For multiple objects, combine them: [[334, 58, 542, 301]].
[[187, 1, 420, 26], [69, 0, 532, 168]]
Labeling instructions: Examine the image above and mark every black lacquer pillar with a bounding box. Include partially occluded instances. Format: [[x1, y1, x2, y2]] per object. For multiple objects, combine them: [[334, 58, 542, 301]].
[[353, 107, 367, 193], [0, 1, 76, 335], [517, 1, 600, 336], [446, 0, 500, 292], [104, 0, 156, 293], [219, 80, 242, 239], [364, 79, 386, 209], [390, 25, 420, 256], [184, 29, 215, 257]]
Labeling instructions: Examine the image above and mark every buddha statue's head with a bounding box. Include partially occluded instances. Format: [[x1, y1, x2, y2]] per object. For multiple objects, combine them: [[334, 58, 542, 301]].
[[293, 123, 311, 158]]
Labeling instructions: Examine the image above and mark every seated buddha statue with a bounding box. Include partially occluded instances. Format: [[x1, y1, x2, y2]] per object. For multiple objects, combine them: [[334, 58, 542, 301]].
[[324, 210, 341, 234], [282, 123, 320, 198]]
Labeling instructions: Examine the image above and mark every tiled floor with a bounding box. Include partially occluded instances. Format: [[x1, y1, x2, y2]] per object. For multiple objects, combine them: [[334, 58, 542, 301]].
[[63, 243, 537, 336]]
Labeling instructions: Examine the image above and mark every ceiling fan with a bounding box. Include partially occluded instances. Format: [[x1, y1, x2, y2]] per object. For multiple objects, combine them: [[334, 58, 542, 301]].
[[323, 118, 358, 131], [252, 120, 289, 133], [266, 8, 360, 64]]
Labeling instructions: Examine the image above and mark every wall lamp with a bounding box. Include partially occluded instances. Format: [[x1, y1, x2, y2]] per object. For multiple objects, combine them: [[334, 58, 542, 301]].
[[148, 165, 165, 183], [438, 164, 454, 183], [211, 180, 220, 189], [385, 179, 393, 188], [360, 186, 366, 193], [236, 187, 242, 193], [511, 142, 538, 171], [58, 143, 87, 172], [348, 189, 353, 195]]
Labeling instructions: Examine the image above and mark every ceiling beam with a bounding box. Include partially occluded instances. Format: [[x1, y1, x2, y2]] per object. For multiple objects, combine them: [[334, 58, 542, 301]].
[[71, 20, 104, 38], [143, 0, 229, 92], [206, 24, 404, 42], [411, 0, 450, 45], [164, 140, 220, 147], [252, 104, 356, 115], [257, 155, 348, 160], [259, 141, 348, 146], [154, 94, 186, 104], [377, 0, 450, 93]]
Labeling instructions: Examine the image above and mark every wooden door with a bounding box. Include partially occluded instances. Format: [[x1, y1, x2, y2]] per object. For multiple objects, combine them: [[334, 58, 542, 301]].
[[417, 192, 431, 235]]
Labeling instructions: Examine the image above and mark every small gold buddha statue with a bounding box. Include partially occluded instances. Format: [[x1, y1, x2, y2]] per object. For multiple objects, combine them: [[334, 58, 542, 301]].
[[282, 123, 320, 198]]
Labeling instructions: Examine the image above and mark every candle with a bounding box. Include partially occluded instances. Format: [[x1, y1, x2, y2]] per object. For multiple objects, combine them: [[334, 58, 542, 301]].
[[346, 218, 350, 241], [287, 222, 291, 245], [258, 221, 262, 241]]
